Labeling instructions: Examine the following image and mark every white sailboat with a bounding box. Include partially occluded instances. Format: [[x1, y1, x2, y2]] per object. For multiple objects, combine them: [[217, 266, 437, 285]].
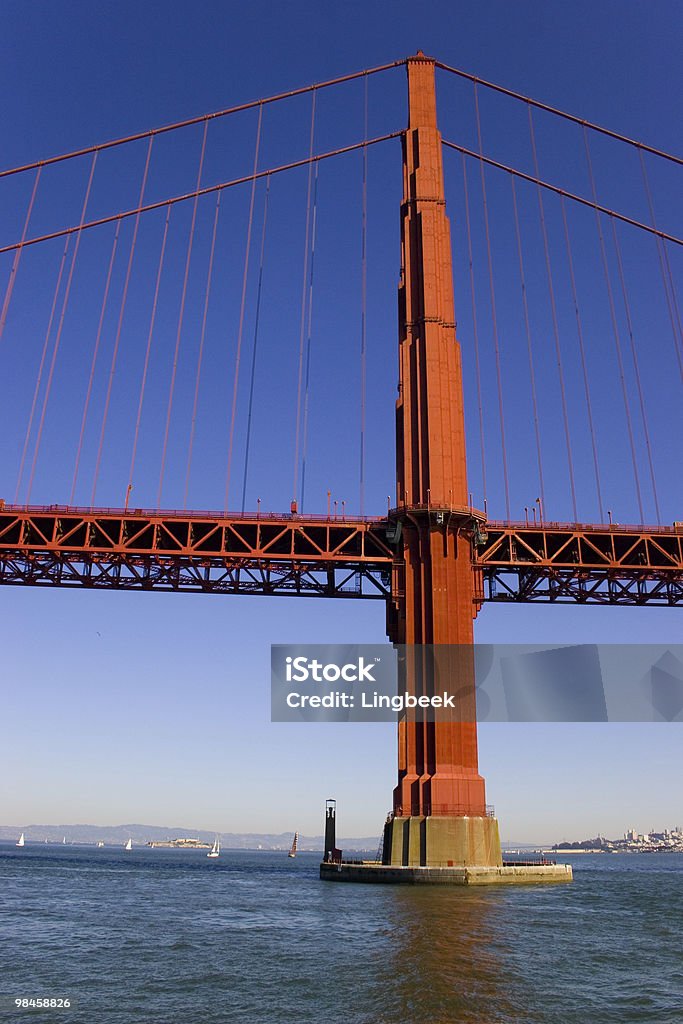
[[124, 838, 132, 851], [288, 831, 299, 858], [97, 841, 105, 848], [207, 836, 220, 858], [62, 837, 66, 845], [16, 833, 25, 847]]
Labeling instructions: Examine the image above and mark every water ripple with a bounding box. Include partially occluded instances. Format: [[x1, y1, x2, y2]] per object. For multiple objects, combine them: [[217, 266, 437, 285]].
[[0, 846, 681, 1023]]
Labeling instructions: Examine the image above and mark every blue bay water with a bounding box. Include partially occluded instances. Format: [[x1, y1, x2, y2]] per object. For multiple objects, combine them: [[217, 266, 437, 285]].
[[1, 844, 681, 1023]]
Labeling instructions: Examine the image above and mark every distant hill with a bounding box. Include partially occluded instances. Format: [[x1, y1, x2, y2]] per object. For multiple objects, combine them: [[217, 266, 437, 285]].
[[0, 822, 378, 852]]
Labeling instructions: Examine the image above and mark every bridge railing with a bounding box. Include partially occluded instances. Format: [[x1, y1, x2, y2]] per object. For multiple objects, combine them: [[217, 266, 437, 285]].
[[0, 501, 386, 524], [392, 804, 496, 818], [487, 520, 683, 535]]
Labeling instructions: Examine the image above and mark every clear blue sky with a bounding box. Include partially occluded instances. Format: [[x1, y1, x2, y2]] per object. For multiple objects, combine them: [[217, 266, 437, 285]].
[[1, 0, 681, 844]]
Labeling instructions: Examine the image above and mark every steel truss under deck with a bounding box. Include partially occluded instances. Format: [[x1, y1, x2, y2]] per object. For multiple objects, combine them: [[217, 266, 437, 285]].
[[0, 505, 681, 606], [477, 521, 683, 606]]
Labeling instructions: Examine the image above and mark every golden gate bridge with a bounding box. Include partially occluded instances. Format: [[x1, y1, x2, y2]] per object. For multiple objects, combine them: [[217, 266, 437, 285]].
[[1, 52, 680, 876]]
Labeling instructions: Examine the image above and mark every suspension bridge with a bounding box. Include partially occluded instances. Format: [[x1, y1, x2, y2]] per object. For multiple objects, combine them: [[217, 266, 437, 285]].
[[1, 52, 680, 876]]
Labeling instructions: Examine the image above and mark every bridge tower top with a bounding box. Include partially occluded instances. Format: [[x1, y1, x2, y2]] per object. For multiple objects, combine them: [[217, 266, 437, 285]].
[[397, 50, 467, 510], [406, 51, 438, 127]]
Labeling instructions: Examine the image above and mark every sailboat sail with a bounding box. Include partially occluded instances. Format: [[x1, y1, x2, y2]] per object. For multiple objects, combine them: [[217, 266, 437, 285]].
[[16, 833, 25, 847], [124, 838, 132, 851], [288, 831, 299, 858], [207, 836, 220, 858]]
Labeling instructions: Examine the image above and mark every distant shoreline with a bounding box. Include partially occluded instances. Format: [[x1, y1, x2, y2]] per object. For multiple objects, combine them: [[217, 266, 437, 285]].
[[0, 825, 377, 853], [547, 848, 683, 854]]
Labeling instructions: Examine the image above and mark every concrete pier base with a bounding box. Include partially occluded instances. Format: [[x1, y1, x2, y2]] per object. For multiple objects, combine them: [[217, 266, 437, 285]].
[[320, 861, 573, 885], [320, 812, 572, 885], [383, 814, 503, 868]]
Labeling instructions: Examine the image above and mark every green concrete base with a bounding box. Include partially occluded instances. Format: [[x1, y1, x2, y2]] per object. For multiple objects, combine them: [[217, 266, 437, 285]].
[[383, 814, 503, 867], [320, 861, 573, 885]]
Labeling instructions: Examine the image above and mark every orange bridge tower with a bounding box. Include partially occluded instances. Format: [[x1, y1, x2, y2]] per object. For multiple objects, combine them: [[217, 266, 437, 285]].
[[382, 53, 502, 868]]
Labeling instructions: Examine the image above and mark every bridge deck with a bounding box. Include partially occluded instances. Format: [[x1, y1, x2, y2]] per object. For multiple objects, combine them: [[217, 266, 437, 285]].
[[0, 505, 681, 605]]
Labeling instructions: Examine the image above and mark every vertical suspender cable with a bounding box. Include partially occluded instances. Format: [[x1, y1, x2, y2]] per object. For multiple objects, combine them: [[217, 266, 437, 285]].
[[662, 261, 683, 353], [560, 196, 604, 521], [461, 154, 487, 507], [129, 205, 172, 499], [225, 103, 263, 512], [241, 177, 270, 513], [293, 91, 317, 505], [186, 190, 223, 509], [15, 236, 71, 503], [474, 85, 510, 518], [610, 215, 661, 524], [26, 152, 98, 503], [157, 121, 208, 507], [0, 166, 41, 348], [528, 106, 577, 521], [91, 136, 154, 506], [510, 175, 545, 515], [583, 126, 644, 522], [359, 75, 368, 517], [645, 178, 683, 350], [70, 219, 122, 503], [638, 149, 683, 381], [300, 162, 319, 511]]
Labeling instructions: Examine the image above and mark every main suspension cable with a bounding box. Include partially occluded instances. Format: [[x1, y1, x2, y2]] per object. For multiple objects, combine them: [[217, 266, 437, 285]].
[[1, 60, 406, 179], [436, 59, 683, 167], [441, 139, 683, 247], [0, 133, 404, 257]]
